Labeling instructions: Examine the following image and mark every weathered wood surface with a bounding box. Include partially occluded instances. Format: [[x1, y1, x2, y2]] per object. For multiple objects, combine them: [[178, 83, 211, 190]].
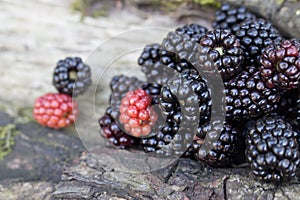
[[53, 153, 300, 200]]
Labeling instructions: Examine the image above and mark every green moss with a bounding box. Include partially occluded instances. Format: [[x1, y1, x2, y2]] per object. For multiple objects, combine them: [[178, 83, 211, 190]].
[[192, 0, 220, 7], [16, 107, 34, 124], [71, 0, 219, 18], [71, 0, 89, 21], [275, 0, 285, 5], [0, 124, 18, 160]]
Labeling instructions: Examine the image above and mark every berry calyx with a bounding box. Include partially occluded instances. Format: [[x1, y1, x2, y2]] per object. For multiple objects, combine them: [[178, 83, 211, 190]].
[[119, 89, 157, 137], [33, 93, 78, 129]]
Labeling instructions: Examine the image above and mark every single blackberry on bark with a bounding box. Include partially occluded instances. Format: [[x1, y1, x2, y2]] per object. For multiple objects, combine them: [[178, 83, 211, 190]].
[[193, 119, 246, 167], [198, 29, 244, 80], [225, 66, 280, 122], [99, 107, 138, 148], [212, 4, 257, 32], [175, 24, 208, 43], [260, 40, 300, 90], [53, 57, 92, 97], [235, 18, 282, 64], [245, 116, 300, 182]]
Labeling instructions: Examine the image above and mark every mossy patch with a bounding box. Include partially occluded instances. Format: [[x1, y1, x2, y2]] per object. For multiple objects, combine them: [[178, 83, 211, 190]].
[[0, 124, 18, 160], [16, 107, 34, 124]]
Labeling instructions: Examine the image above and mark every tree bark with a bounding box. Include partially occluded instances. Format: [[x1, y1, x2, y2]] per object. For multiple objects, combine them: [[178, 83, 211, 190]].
[[53, 153, 300, 200]]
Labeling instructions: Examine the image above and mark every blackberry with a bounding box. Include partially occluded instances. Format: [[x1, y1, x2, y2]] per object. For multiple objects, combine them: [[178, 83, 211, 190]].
[[225, 66, 280, 122], [199, 29, 244, 80], [175, 24, 208, 43], [260, 40, 300, 90], [109, 75, 144, 119], [235, 18, 282, 64], [212, 4, 257, 32], [245, 117, 300, 182], [119, 89, 158, 137], [33, 93, 78, 129], [99, 107, 137, 148], [141, 70, 212, 156], [138, 24, 207, 85], [193, 119, 246, 167], [138, 44, 174, 84], [53, 57, 92, 97]]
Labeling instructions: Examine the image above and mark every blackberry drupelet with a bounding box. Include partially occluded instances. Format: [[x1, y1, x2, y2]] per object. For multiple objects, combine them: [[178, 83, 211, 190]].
[[225, 66, 280, 122], [245, 117, 300, 182], [53, 57, 91, 97], [235, 18, 282, 64], [175, 24, 208, 43], [99, 107, 138, 148], [260, 40, 300, 90], [193, 119, 246, 167], [212, 4, 257, 32], [199, 29, 244, 80]]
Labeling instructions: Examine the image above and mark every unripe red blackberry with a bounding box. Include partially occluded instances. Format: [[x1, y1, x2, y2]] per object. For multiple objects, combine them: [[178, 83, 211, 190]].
[[260, 40, 300, 90]]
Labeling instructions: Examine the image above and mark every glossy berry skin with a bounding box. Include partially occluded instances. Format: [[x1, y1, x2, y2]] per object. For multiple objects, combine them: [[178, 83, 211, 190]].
[[245, 117, 300, 182], [99, 107, 137, 148], [53, 57, 92, 97], [199, 29, 244, 80], [193, 119, 246, 167], [224, 66, 280, 122], [213, 4, 256, 32], [260, 40, 300, 90], [138, 43, 184, 85], [33, 93, 78, 129], [119, 89, 158, 137], [235, 18, 282, 64], [175, 24, 208, 43]]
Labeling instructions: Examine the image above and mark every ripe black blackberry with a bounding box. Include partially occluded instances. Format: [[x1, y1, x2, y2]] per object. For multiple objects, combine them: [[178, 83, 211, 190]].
[[245, 117, 300, 182], [193, 119, 246, 167], [138, 24, 207, 85], [99, 107, 138, 148], [260, 40, 300, 90], [175, 24, 208, 43], [198, 29, 244, 80], [213, 4, 257, 32], [53, 57, 91, 97], [225, 66, 280, 122], [235, 18, 282, 64]]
